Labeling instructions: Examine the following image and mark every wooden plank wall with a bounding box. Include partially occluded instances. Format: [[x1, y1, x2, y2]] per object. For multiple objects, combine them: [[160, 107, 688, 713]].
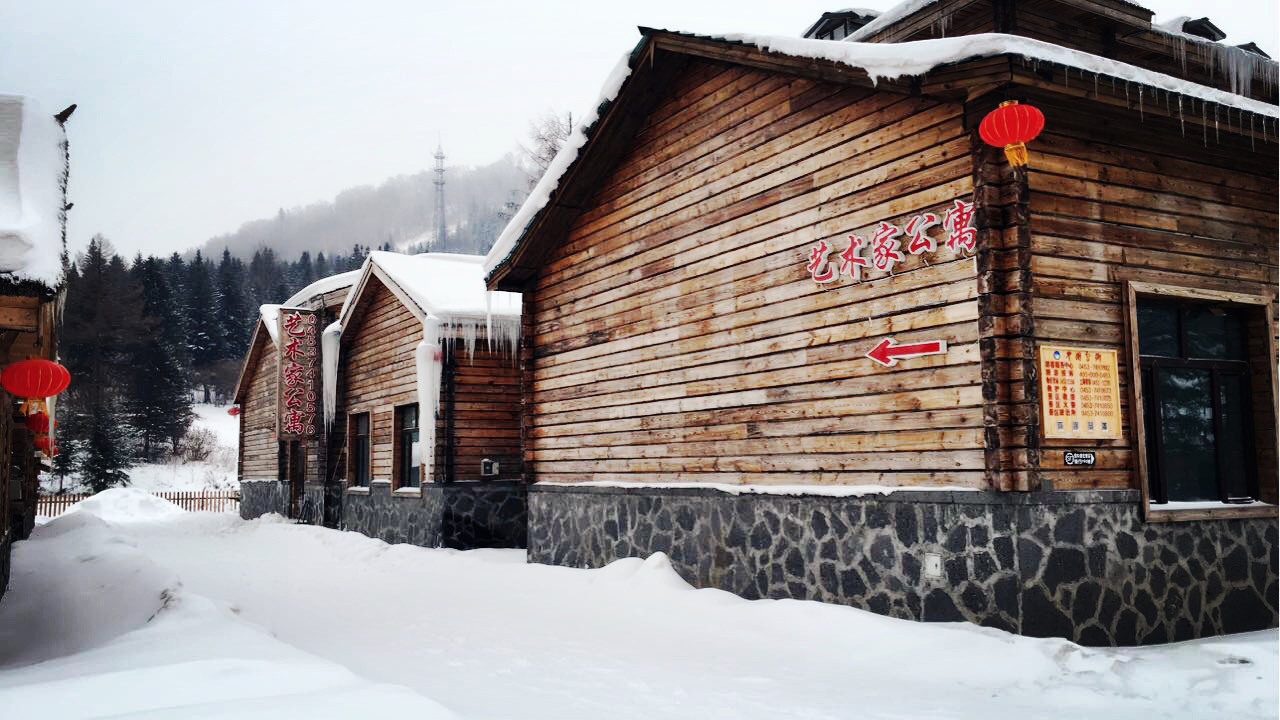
[[239, 332, 278, 482], [336, 275, 524, 485], [529, 61, 984, 488], [1024, 99, 1279, 490], [449, 343, 522, 481], [339, 277, 420, 486]]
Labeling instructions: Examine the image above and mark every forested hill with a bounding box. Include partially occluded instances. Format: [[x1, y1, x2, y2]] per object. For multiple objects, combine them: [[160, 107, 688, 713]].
[[199, 152, 527, 260]]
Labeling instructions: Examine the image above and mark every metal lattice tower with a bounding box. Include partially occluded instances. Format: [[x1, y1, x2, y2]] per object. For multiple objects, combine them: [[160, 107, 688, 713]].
[[433, 143, 446, 248]]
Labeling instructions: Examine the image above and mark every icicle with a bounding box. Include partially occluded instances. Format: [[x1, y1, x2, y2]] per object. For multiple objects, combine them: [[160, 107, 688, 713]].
[[484, 292, 493, 353], [1177, 96, 1184, 137], [1137, 86, 1143, 121], [1250, 114, 1256, 150], [1092, 72, 1099, 98], [416, 315, 444, 482], [1124, 81, 1129, 107], [1201, 101, 1208, 146], [1214, 105, 1219, 144], [321, 322, 342, 430]]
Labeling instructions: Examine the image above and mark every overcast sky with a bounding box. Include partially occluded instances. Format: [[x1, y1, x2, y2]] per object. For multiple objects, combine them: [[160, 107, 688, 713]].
[[2, 0, 1275, 259]]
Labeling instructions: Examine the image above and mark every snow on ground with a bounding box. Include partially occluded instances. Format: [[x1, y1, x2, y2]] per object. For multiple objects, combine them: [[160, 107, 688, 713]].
[[1, 495, 1275, 720], [44, 404, 239, 496]]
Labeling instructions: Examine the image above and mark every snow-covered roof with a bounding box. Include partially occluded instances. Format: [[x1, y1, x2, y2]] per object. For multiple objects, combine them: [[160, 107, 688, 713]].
[[0, 94, 65, 287], [846, 0, 939, 41], [283, 269, 359, 307], [342, 251, 521, 328], [484, 28, 1277, 282], [258, 304, 283, 346]]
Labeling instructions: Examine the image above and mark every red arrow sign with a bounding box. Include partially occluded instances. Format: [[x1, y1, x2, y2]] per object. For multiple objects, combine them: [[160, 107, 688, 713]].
[[865, 338, 947, 367]]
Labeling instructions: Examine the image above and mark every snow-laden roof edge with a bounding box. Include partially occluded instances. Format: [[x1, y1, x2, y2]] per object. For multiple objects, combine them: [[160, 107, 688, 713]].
[[341, 251, 521, 329], [484, 28, 1277, 283], [847, 0, 940, 41], [283, 269, 360, 308], [258, 304, 282, 346], [0, 94, 67, 288], [482, 52, 634, 278]]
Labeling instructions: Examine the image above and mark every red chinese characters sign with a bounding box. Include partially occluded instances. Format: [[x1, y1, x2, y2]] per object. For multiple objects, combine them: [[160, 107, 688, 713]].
[[277, 307, 319, 440], [805, 199, 976, 285]]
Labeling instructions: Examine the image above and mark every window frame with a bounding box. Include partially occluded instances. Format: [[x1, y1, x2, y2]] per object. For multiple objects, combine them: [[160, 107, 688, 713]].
[[393, 403, 421, 490], [1123, 281, 1278, 522], [348, 411, 371, 488]]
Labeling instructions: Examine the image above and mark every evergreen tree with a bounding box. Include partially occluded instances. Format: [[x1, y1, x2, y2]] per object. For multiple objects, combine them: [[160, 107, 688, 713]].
[[130, 257, 193, 458], [185, 250, 224, 402], [216, 249, 250, 360], [61, 236, 141, 490], [315, 251, 329, 279], [296, 251, 315, 289]]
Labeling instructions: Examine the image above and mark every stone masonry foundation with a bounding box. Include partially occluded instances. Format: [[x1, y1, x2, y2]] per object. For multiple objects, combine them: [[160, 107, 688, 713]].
[[341, 481, 527, 550], [528, 485, 1278, 646]]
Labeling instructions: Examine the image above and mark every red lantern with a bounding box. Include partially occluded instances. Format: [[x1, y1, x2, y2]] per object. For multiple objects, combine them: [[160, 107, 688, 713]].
[[34, 434, 54, 455], [2, 358, 71, 415], [227, 406, 241, 417], [979, 100, 1045, 167], [26, 412, 51, 434]]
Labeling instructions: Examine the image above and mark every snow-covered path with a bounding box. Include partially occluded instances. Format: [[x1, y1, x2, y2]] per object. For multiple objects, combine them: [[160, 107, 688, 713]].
[[1, 496, 1276, 720]]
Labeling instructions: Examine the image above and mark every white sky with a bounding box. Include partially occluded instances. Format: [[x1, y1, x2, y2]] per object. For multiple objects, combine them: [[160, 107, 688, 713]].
[[1, 0, 1275, 259]]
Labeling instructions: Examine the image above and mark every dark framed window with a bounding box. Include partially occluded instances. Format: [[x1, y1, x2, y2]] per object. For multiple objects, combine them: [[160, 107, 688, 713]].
[[1137, 298, 1256, 504], [395, 403, 420, 489], [349, 412, 370, 487]]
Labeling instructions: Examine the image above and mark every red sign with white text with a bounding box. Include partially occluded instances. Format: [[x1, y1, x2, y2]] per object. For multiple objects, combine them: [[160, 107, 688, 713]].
[[277, 307, 319, 440]]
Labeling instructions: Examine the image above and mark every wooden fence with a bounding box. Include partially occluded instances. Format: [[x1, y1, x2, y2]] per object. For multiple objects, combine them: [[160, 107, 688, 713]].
[[36, 490, 241, 518]]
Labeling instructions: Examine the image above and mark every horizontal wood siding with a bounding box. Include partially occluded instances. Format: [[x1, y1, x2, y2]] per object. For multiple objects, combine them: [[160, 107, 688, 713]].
[[448, 344, 522, 481], [530, 62, 983, 488], [240, 333, 277, 482], [340, 277, 420, 485], [1026, 104, 1279, 491]]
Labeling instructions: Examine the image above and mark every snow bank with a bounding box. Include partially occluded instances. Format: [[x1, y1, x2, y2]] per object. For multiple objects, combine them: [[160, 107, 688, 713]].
[[64, 487, 186, 522], [0, 512, 180, 665], [0, 517, 457, 718], [84, 514, 1279, 720], [0, 94, 65, 287]]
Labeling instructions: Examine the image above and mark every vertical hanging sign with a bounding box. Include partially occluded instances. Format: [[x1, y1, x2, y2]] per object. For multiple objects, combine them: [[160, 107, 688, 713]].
[[277, 307, 319, 440]]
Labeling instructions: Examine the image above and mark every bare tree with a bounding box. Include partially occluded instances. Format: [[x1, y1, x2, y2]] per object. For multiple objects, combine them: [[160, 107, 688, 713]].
[[520, 111, 573, 188]]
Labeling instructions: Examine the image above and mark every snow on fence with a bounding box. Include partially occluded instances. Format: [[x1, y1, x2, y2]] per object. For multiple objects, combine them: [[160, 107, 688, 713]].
[[37, 490, 240, 518]]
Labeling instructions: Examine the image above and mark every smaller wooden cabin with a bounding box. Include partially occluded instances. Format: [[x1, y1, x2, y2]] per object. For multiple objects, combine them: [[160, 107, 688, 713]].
[[234, 271, 357, 523], [325, 252, 525, 548], [0, 94, 71, 600]]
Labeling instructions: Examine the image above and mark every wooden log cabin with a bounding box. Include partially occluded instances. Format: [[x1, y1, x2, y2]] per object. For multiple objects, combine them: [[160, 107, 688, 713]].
[[484, 0, 1279, 645], [234, 270, 357, 524], [235, 252, 527, 549], [0, 94, 72, 601]]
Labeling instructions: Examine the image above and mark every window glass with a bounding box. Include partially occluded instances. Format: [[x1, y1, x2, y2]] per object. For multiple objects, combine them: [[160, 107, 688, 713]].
[[1217, 374, 1252, 500], [398, 404, 420, 488], [1137, 303, 1178, 357], [1156, 368, 1218, 502], [351, 413, 370, 487], [1185, 305, 1246, 360]]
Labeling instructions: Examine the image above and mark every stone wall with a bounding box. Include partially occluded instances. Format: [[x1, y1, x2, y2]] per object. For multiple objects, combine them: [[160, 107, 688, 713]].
[[341, 481, 527, 550], [240, 480, 287, 520], [529, 485, 1278, 645]]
